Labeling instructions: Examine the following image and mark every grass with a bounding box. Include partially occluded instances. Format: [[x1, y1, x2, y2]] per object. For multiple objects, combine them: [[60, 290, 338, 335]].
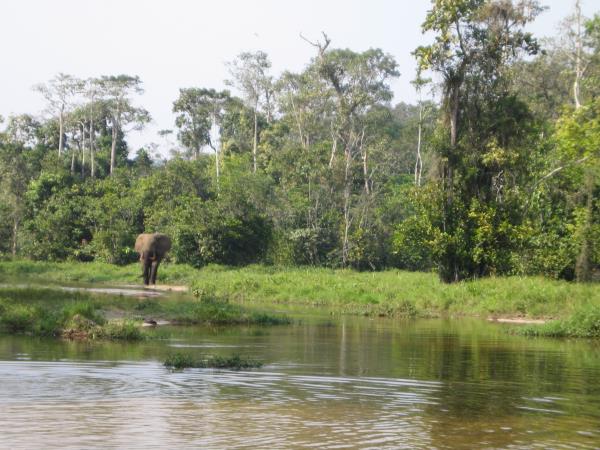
[[164, 352, 263, 370], [0, 289, 146, 340], [188, 265, 600, 321], [0, 285, 290, 340], [1, 260, 599, 336], [0, 259, 197, 285], [515, 304, 600, 338]]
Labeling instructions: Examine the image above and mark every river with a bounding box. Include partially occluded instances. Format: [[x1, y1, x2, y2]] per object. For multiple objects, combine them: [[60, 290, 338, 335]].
[[1, 307, 600, 448]]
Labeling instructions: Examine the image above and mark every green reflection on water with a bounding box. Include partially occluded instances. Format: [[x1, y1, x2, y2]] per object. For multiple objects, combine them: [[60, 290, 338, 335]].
[[1, 317, 600, 448]]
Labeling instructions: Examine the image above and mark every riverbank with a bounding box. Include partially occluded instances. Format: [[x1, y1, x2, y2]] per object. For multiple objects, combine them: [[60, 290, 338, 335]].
[[0, 283, 291, 339], [2, 259, 599, 320]]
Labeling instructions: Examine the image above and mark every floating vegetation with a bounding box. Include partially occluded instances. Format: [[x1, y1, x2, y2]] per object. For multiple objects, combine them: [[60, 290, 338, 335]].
[[164, 352, 263, 370]]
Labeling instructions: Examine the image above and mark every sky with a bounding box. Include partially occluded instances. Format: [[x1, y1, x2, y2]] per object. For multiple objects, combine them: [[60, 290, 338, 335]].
[[0, 0, 597, 156]]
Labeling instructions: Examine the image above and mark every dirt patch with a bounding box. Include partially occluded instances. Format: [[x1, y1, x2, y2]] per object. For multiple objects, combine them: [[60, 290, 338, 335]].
[[145, 285, 188, 293], [487, 317, 547, 325]]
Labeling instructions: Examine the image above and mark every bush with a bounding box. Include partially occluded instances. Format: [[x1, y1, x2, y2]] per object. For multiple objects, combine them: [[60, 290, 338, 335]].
[[98, 320, 145, 340]]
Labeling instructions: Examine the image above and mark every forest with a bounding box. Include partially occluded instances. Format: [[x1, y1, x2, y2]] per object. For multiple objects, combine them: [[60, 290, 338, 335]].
[[0, 0, 598, 284]]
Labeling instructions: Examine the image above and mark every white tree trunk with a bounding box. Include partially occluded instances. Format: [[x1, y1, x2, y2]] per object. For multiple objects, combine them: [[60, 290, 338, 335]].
[[58, 106, 64, 157], [110, 119, 118, 175], [574, 0, 583, 110], [252, 108, 258, 173], [342, 142, 353, 267], [415, 103, 423, 186], [12, 216, 18, 257]]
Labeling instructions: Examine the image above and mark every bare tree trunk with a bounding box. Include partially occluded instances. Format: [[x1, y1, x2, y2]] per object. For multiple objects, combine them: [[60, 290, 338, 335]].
[[88, 90, 95, 179], [328, 126, 337, 168], [359, 129, 369, 195], [81, 142, 86, 178], [574, 0, 583, 110], [289, 95, 307, 149], [449, 88, 459, 147], [71, 145, 76, 174], [211, 121, 220, 185], [252, 108, 258, 173], [89, 114, 95, 179], [342, 142, 353, 267], [11, 216, 18, 257], [58, 106, 64, 157], [110, 119, 118, 175], [415, 103, 423, 186]]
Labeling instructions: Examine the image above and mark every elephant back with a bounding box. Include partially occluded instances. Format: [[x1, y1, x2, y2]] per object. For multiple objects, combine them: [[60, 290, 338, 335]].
[[135, 233, 172, 256]]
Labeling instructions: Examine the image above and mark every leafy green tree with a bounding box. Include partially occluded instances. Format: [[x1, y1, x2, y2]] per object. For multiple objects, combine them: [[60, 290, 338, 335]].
[[85, 173, 142, 264], [414, 0, 543, 281], [553, 99, 600, 281], [21, 172, 88, 260], [308, 41, 399, 266], [0, 140, 30, 256]]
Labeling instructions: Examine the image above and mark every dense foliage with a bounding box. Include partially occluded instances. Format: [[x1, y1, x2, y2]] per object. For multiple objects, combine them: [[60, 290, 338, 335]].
[[0, 0, 598, 282]]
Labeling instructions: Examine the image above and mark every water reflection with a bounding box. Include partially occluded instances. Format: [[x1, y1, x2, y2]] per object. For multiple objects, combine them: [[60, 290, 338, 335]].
[[1, 318, 600, 449]]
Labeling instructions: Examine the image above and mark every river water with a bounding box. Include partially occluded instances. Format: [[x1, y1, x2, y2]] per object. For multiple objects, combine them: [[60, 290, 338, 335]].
[[1, 313, 600, 448]]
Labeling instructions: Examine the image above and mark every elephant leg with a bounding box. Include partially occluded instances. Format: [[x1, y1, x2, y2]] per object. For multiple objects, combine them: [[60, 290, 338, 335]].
[[150, 258, 161, 285], [142, 258, 152, 285]]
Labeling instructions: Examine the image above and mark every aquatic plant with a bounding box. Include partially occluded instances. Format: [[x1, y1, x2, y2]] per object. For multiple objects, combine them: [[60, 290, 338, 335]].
[[164, 352, 263, 370]]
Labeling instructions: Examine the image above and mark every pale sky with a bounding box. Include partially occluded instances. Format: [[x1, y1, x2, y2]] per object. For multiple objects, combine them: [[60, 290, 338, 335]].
[[0, 0, 597, 156]]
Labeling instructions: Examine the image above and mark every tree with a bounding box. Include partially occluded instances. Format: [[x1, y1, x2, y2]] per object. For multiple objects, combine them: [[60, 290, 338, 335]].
[[557, 0, 591, 109], [553, 99, 600, 281], [414, 0, 543, 281], [411, 74, 432, 187], [173, 88, 230, 181], [33, 73, 82, 157], [84, 78, 103, 178], [0, 141, 30, 256], [309, 41, 399, 265], [226, 51, 273, 173], [98, 75, 150, 175]]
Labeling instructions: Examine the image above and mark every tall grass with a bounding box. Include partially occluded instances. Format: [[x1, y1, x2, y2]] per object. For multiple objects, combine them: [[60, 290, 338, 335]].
[[1, 260, 598, 323]]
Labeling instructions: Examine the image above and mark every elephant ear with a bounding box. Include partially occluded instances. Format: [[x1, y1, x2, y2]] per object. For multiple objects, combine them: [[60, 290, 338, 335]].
[[134, 234, 149, 253]]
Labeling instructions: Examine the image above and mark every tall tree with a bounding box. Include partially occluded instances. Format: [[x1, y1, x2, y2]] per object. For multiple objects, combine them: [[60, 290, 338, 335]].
[[415, 0, 543, 281], [173, 88, 230, 182], [0, 139, 30, 256], [306, 37, 399, 265], [411, 74, 432, 187], [98, 75, 150, 175], [553, 99, 600, 281], [557, 0, 591, 109], [33, 73, 82, 157], [226, 51, 273, 173]]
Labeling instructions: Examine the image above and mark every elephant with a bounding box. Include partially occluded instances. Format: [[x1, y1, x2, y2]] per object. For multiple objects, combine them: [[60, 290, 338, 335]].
[[134, 233, 172, 285]]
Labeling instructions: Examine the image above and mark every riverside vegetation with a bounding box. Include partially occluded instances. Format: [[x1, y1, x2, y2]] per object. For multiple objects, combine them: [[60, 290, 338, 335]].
[[0, 2, 599, 336], [0, 281, 291, 340], [1, 260, 599, 338]]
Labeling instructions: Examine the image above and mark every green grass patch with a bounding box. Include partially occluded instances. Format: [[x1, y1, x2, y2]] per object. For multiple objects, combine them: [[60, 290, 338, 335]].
[[0, 259, 197, 285], [0, 284, 290, 340], [1, 261, 599, 335], [164, 352, 263, 370], [516, 304, 600, 338]]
